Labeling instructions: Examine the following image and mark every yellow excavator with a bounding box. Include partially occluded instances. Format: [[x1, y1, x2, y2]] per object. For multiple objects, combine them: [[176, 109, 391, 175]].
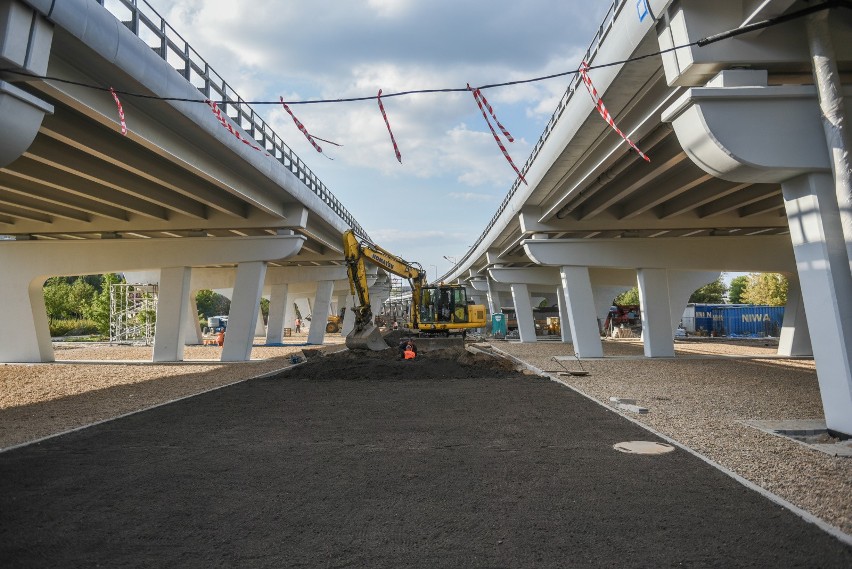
[[342, 229, 487, 350]]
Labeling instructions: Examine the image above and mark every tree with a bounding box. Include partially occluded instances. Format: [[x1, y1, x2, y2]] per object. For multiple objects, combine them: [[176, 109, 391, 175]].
[[742, 273, 788, 306], [728, 275, 749, 304], [260, 297, 270, 324], [43, 277, 74, 322], [84, 273, 123, 334], [613, 287, 640, 306], [195, 289, 231, 318], [689, 277, 727, 303], [67, 278, 97, 320]]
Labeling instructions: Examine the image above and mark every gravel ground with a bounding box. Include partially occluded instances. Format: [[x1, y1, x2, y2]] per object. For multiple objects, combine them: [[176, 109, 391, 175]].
[[1, 333, 850, 540], [494, 337, 852, 537], [0, 333, 345, 450]]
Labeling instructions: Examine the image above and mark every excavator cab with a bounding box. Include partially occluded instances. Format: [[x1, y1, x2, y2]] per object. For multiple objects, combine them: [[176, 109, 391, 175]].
[[419, 285, 470, 325]]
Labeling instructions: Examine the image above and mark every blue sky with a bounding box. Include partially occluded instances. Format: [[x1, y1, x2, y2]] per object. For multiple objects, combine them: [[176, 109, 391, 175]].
[[148, 0, 613, 278]]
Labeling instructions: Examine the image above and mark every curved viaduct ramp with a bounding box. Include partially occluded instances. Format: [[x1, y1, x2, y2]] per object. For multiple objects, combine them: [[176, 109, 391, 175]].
[[441, 0, 852, 436], [0, 0, 372, 362]]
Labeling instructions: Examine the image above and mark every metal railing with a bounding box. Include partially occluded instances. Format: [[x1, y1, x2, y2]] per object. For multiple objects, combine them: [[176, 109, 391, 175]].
[[95, 0, 369, 241], [438, 0, 626, 282]]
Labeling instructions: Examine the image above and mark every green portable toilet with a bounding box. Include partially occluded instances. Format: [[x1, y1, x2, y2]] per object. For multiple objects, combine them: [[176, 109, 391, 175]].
[[491, 313, 507, 338]]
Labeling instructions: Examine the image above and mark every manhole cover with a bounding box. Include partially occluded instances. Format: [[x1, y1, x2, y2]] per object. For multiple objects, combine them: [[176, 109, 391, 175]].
[[613, 441, 675, 454]]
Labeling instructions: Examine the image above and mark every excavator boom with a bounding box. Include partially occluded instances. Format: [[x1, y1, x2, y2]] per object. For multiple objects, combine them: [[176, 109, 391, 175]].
[[343, 229, 425, 350]]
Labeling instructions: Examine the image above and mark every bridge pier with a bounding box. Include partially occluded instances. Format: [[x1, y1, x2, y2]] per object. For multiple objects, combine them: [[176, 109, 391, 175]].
[[509, 283, 536, 342], [153, 267, 192, 362], [0, 236, 302, 363], [221, 262, 267, 362], [265, 284, 289, 345]]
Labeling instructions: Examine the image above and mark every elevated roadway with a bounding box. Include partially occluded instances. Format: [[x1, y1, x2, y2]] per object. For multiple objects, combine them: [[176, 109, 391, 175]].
[[0, 0, 378, 362], [438, 0, 852, 436]]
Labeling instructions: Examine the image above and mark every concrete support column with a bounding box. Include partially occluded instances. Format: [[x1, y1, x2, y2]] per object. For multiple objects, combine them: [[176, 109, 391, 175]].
[[254, 306, 266, 337], [266, 283, 288, 344], [555, 285, 572, 343], [807, 11, 852, 271], [560, 266, 603, 358], [307, 280, 334, 345], [153, 266, 191, 362], [183, 293, 202, 345], [486, 277, 504, 315], [778, 274, 812, 357], [222, 261, 267, 362], [637, 268, 675, 358], [341, 294, 356, 336], [783, 172, 852, 435], [510, 283, 537, 342]]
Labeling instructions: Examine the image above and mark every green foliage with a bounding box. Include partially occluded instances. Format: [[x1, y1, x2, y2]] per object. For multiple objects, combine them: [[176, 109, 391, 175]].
[[260, 297, 270, 324], [742, 273, 788, 306], [728, 275, 749, 304], [688, 277, 727, 303], [195, 289, 231, 318], [613, 287, 640, 306], [84, 273, 123, 334], [43, 277, 97, 320], [49, 318, 100, 337]]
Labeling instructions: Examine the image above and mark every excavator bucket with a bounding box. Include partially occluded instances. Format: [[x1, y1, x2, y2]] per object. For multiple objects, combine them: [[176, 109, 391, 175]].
[[345, 323, 389, 351]]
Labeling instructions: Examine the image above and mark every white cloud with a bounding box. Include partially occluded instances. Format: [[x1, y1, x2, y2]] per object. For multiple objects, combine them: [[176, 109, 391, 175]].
[[447, 192, 496, 202]]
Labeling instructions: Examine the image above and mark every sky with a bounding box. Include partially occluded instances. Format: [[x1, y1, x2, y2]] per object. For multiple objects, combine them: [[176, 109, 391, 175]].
[[142, 0, 614, 280]]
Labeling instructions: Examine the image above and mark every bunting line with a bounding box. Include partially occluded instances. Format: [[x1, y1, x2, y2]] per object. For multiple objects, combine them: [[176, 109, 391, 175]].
[[471, 87, 513, 142], [205, 99, 263, 152], [579, 61, 650, 162], [280, 96, 322, 153], [377, 89, 402, 164], [468, 84, 527, 185], [109, 87, 127, 136]]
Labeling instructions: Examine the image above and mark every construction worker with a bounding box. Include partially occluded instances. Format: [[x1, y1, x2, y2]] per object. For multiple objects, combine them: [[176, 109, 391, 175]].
[[216, 329, 225, 347], [399, 338, 417, 360]]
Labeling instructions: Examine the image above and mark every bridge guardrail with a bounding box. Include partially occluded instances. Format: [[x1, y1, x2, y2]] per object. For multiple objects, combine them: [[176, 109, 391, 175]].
[[95, 0, 369, 242]]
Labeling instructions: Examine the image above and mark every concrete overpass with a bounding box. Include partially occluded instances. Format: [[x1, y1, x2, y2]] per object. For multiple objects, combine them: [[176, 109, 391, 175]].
[[2, 0, 852, 436], [0, 0, 380, 362], [439, 0, 852, 436]]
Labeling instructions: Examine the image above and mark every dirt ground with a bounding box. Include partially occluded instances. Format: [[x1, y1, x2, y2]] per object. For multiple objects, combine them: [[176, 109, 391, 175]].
[[2, 347, 852, 567]]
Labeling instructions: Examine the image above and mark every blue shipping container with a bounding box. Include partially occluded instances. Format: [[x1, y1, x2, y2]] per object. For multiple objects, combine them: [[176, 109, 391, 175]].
[[711, 306, 785, 337], [692, 303, 726, 334]]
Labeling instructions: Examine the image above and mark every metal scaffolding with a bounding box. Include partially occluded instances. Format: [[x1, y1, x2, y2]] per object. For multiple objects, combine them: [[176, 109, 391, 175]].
[[110, 283, 158, 344]]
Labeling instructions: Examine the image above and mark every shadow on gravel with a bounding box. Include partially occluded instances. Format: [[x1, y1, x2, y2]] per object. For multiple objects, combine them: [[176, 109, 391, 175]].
[[1, 349, 850, 568]]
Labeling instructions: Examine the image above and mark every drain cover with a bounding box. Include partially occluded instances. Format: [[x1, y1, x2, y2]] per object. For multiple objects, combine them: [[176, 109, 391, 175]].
[[613, 441, 675, 454]]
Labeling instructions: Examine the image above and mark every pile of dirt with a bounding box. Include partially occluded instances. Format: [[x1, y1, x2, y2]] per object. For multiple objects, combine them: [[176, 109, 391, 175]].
[[273, 346, 520, 382]]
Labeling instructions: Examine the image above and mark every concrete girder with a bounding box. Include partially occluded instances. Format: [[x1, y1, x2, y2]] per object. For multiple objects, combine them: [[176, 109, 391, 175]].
[[0, 1, 54, 167], [524, 236, 795, 273]]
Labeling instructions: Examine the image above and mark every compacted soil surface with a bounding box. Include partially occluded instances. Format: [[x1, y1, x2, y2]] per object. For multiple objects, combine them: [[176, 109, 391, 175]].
[[1, 348, 851, 568]]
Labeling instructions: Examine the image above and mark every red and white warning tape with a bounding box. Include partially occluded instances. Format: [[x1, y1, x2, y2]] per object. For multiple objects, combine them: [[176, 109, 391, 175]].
[[377, 89, 402, 164], [280, 96, 323, 153], [205, 100, 263, 152], [468, 84, 527, 185], [579, 62, 650, 162], [109, 87, 127, 136]]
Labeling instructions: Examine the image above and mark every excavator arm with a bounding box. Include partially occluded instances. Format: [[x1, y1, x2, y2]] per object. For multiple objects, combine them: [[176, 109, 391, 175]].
[[343, 229, 425, 350]]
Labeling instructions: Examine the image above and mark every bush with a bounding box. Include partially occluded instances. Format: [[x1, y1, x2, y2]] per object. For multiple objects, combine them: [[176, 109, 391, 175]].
[[50, 319, 101, 337]]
